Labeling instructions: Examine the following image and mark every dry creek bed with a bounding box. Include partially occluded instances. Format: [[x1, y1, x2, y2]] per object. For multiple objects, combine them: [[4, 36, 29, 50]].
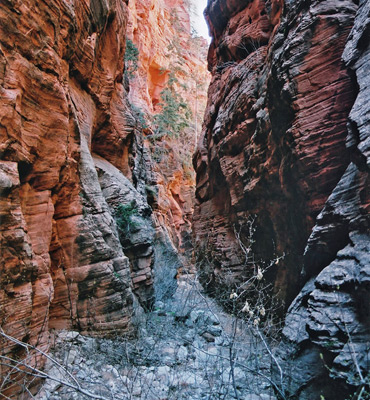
[[36, 277, 278, 400]]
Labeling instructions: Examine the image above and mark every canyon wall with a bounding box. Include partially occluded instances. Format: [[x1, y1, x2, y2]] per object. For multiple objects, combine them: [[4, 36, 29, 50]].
[[0, 2, 136, 394], [276, 1, 370, 397], [194, 0, 369, 397], [127, 0, 209, 258], [0, 0, 207, 396]]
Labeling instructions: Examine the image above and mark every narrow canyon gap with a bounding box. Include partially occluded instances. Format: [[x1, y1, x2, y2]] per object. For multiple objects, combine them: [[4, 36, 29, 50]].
[[0, 0, 369, 399]]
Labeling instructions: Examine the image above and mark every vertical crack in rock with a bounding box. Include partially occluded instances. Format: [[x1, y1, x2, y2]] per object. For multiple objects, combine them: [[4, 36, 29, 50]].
[[0, 0, 208, 397]]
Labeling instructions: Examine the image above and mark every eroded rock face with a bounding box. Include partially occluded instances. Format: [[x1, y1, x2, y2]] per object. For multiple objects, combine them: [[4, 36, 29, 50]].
[[127, 0, 208, 113], [0, 0, 155, 395], [0, 0, 204, 394], [194, 0, 369, 397], [94, 155, 155, 309], [194, 0, 357, 303], [127, 0, 210, 258], [275, 1, 370, 397]]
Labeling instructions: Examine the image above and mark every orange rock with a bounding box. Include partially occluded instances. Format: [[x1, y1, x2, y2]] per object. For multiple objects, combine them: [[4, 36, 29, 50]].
[[127, 0, 209, 257], [0, 0, 138, 396], [0, 0, 205, 396]]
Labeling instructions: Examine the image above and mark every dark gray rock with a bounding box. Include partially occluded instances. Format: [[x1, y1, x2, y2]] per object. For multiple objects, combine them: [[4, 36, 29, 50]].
[[277, 233, 370, 399], [275, 1, 370, 397], [201, 332, 215, 343], [343, 0, 370, 168], [205, 325, 222, 337], [94, 155, 155, 309]]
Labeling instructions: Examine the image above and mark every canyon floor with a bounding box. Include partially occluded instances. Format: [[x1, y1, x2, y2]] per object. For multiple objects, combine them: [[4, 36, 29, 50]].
[[35, 274, 278, 400]]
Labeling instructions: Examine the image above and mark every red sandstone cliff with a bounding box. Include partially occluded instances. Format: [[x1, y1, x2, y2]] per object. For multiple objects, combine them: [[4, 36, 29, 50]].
[[0, 2, 137, 393], [194, 0, 356, 303], [127, 0, 209, 257], [194, 0, 369, 397], [1, 0, 368, 397], [0, 0, 208, 396]]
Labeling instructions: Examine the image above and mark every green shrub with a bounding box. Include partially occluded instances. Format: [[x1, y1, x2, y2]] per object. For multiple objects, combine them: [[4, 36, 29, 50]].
[[145, 184, 158, 198], [116, 201, 139, 233], [153, 72, 192, 139], [125, 39, 139, 79], [130, 103, 149, 129]]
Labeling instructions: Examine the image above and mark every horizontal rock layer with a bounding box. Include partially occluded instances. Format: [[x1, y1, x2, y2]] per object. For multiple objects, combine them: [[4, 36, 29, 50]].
[[0, 0, 201, 396], [194, 0, 357, 303], [0, 3, 135, 394], [276, 1, 370, 398]]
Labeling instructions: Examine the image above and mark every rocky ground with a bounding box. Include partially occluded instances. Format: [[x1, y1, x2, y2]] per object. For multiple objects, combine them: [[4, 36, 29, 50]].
[[35, 276, 278, 400]]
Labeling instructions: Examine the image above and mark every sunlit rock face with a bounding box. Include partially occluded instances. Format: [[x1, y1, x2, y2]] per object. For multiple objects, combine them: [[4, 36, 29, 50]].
[[0, 0, 145, 395], [0, 0, 207, 396], [127, 0, 210, 257], [127, 0, 208, 113], [194, 0, 369, 397]]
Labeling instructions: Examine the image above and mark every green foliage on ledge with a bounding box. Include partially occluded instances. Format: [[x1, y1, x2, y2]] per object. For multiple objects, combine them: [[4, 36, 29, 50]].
[[152, 71, 192, 140], [116, 201, 139, 233]]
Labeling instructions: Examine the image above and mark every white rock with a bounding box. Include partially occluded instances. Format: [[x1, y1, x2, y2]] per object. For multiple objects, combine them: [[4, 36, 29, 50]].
[[190, 309, 204, 323], [204, 311, 220, 325], [156, 365, 171, 377], [56, 330, 80, 342], [119, 375, 131, 385], [65, 348, 78, 365], [215, 336, 225, 346], [176, 345, 188, 362]]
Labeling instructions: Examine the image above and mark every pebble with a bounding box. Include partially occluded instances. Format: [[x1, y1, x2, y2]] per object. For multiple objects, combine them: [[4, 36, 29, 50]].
[[176, 345, 188, 362], [206, 325, 222, 336], [202, 332, 215, 342]]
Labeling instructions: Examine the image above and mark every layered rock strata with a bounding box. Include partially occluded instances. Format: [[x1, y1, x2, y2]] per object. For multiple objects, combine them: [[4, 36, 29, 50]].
[[194, 0, 357, 303], [0, 0, 183, 396], [127, 0, 210, 257], [94, 155, 155, 309], [276, 1, 370, 398], [0, 2, 132, 391], [0, 0, 208, 395], [194, 0, 369, 397]]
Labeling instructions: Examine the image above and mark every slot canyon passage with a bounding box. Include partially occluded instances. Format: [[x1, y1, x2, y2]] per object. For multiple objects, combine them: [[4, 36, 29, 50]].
[[0, 0, 369, 398]]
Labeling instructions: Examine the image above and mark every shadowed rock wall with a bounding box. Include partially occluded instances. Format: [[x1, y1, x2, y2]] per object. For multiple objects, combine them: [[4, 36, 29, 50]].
[[194, 0, 358, 303], [193, 0, 369, 397], [275, 1, 370, 398]]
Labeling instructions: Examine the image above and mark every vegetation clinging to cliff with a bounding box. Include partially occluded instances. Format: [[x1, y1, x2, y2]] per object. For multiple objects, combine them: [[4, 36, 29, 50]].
[[153, 71, 192, 139], [116, 201, 139, 233], [124, 39, 139, 80]]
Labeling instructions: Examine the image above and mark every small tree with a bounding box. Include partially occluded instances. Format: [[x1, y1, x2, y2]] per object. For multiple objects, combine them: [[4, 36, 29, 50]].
[[152, 72, 192, 139], [124, 39, 139, 80], [115, 201, 139, 234]]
